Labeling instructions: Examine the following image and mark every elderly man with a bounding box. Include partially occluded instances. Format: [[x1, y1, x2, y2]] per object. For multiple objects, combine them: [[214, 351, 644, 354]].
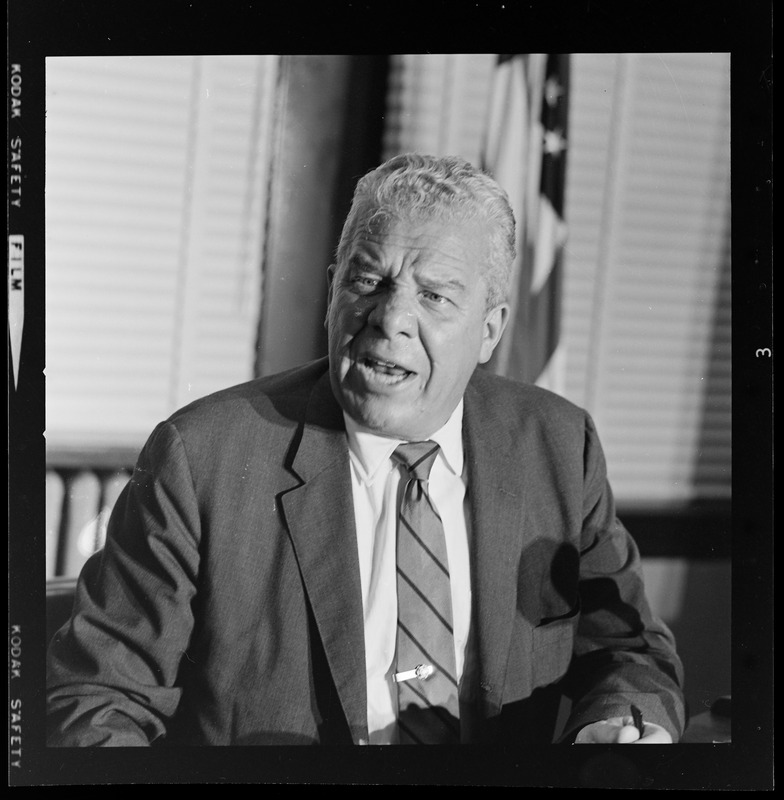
[[47, 153, 685, 747]]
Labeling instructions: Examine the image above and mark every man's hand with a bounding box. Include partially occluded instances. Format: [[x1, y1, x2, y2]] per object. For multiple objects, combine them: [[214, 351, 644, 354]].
[[573, 715, 673, 744]]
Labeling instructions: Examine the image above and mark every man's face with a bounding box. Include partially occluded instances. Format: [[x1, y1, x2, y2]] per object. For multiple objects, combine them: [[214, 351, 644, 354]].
[[326, 214, 508, 440]]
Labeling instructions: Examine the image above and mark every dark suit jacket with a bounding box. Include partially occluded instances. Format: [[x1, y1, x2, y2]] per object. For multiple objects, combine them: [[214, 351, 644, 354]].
[[47, 358, 685, 746]]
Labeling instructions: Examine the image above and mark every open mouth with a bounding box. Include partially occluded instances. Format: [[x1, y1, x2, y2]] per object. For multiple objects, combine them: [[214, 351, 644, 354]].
[[355, 356, 414, 384]]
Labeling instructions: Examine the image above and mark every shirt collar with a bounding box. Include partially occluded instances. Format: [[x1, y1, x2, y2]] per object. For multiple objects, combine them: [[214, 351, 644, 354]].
[[343, 401, 465, 486]]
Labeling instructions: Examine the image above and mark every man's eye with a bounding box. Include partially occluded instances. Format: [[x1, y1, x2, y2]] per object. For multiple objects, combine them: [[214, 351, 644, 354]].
[[351, 276, 380, 293], [421, 290, 448, 304]]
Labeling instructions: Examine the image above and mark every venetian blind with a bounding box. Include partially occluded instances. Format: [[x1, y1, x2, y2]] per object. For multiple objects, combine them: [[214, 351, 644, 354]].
[[382, 54, 496, 164], [381, 52, 731, 506], [561, 53, 731, 505], [45, 55, 278, 450]]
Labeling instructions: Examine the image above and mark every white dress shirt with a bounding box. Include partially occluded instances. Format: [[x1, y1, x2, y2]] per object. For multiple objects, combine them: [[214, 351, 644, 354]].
[[343, 403, 472, 745]]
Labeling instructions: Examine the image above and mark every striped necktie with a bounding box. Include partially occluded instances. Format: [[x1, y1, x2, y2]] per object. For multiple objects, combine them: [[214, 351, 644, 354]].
[[392, 441, 460, 744]]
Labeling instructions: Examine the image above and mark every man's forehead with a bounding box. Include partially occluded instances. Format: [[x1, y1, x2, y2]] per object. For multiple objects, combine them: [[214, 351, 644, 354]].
[[348, 213, 485, 255], [346, 234, 482, 287]]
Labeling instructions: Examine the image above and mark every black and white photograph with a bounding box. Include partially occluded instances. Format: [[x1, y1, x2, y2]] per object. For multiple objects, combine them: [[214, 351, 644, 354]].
[[8, 0, 772, 789]]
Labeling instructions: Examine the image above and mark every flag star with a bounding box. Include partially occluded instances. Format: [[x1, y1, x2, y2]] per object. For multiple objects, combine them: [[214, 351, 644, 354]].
[[543, 129, 567, 156], [544, 76, 565, 107]]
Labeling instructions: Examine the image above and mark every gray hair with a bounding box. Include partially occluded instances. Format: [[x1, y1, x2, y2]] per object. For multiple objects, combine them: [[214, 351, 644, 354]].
[[335, 153, 516, 310]]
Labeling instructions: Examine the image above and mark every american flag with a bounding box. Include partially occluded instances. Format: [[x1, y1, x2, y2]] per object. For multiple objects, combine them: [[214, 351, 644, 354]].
[[480, 54, 570, 393]]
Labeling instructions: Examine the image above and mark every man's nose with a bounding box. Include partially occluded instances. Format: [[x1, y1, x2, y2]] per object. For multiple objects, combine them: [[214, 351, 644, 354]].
[[367, 289, 417, 337]]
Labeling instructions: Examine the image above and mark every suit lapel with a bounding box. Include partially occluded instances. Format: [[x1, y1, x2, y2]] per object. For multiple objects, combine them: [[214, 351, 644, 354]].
[[277, 367, 537, 740], [278, 373, 369, 743], [463, 376, 530, 723]]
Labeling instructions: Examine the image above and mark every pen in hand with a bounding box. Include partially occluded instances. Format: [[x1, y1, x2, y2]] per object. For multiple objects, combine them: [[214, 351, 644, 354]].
[[630, 704, 644, 738]]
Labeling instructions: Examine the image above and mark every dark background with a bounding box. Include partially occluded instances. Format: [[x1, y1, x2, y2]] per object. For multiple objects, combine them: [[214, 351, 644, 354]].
[[8, 0, 771, 789]]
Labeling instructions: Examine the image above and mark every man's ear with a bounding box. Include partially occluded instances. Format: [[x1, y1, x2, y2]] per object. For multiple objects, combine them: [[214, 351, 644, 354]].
[[478, 303, 510, 364]]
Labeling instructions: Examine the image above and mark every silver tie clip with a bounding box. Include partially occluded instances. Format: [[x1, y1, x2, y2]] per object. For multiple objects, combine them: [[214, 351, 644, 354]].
[[393, 664, 434, 683]]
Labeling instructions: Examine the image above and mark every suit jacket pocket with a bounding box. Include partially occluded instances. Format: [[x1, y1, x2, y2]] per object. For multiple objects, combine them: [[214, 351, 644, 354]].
[[530, 611, 578, 688]]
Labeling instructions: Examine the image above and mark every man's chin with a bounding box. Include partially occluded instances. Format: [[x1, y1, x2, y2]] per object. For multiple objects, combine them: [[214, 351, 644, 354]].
[[342, 397, 427, 440]]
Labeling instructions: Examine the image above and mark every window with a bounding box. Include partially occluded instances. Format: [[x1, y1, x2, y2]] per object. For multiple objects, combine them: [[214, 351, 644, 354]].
[[561, 53, 731, 505], [381, 52, 731, 507], [45, 55, 279, 451]]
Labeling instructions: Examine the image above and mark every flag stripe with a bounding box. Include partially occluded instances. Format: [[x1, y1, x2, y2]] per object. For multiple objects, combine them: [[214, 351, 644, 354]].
[[480, 53, 570, 392]]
